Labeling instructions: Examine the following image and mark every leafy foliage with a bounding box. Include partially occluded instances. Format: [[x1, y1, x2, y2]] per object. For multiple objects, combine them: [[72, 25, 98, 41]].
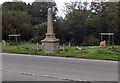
[[2, 2, 57, 41], [2, 10, 32, 40], [1, 1, 120, 45], [61, 1, 119, 45]]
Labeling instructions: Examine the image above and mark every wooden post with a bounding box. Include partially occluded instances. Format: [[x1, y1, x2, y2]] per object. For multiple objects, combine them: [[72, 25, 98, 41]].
[[68, 42, 71, 48], [19, 36, 20, 44], [101, 35, 103, 42], [37, 43, 39, 50], [112, 35, 114, 45], [9, 36, 10, 43], [16, 36, 18, 44], [63, 44, 65, 52], [108, 35, 110, 45]]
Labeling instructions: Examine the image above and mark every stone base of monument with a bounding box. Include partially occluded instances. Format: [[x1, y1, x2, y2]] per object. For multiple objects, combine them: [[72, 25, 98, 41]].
[[41, 39, 59, 53], [41, 33, 60, 53]]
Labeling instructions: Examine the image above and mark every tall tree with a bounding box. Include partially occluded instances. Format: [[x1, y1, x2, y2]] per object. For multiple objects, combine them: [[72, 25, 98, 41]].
[[61, 1, 91, 45], [2, 1, 58, 42], [31, 2, 58, 25], [2, 2, 27, 11], [2, 10, 32, 40], [86, 2, 120, 45]]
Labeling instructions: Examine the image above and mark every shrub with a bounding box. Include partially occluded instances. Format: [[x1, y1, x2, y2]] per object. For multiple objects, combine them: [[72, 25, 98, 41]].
[[82, 35, 99, 46]]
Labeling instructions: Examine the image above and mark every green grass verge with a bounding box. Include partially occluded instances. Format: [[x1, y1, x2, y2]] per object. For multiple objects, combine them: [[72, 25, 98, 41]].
[[2, 42, 120, 61], [0, 42, 1, 52]]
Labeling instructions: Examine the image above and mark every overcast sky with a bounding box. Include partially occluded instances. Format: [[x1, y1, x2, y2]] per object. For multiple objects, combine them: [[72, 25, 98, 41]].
[[0, 0, 119, 18]]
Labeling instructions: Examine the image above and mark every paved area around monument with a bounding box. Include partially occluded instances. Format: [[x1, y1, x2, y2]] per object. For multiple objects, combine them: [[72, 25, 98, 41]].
[[1, 53, 118, 81]]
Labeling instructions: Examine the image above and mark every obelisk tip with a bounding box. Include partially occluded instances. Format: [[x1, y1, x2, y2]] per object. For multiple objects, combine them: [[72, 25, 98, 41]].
[[48, 8, 52, 11]]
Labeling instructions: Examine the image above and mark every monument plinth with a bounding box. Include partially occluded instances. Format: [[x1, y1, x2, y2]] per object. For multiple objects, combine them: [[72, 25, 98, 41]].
[[41, 8, 60, 53]]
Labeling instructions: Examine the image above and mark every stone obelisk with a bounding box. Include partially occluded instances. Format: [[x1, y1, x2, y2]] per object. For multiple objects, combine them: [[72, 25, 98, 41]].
[[41, 8, 60, 53]]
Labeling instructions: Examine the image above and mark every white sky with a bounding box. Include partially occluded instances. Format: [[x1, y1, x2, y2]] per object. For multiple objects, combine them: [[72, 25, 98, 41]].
[[0, 0, 118, 18], [55, 0, 93, 18]]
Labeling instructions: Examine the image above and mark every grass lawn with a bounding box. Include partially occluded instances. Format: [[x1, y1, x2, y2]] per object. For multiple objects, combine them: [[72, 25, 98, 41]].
[[2, 42, 120, 61], [0, 42, 1, 52]]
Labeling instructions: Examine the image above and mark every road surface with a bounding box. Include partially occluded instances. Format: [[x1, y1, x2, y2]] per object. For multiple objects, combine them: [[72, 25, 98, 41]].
[[1, 53, 118, 81]]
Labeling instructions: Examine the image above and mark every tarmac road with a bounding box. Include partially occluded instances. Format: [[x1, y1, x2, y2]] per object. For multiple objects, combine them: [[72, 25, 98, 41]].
[[1, 53, 118, 81]]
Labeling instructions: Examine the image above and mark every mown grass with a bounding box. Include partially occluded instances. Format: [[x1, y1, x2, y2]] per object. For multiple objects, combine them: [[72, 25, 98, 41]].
[[2, 42, 120, 61], [0, 42, 2, 52]]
